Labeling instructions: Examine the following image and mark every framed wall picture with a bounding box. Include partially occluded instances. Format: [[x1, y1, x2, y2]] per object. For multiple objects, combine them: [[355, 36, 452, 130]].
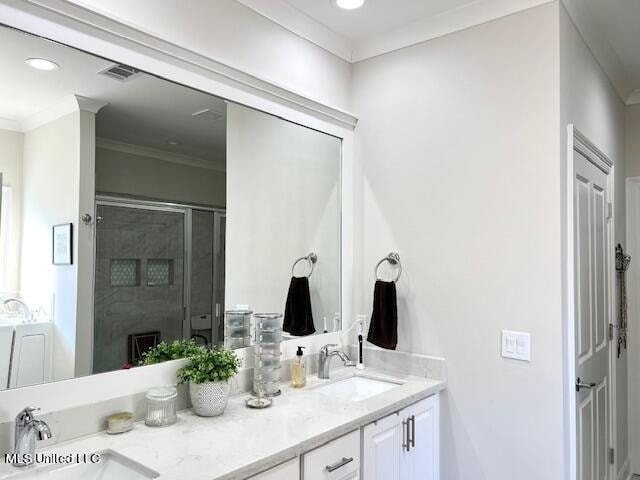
[[52, 223, 73, 265]]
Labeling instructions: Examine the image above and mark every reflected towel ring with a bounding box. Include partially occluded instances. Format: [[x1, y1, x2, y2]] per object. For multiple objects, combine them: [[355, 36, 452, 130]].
[[292, 252, 318, 278], [375, 252, 402, 283]]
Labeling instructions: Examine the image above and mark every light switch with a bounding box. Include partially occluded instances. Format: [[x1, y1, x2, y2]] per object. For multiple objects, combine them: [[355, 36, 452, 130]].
[[502, 330, 531, 361]]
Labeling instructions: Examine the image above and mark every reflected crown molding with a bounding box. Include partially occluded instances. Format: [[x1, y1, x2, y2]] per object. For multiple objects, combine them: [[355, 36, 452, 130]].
[[627, 89, 640, 106], [0, 117, 22, 132], [96, 137, 226, 173], [20, 94, 108, 132]]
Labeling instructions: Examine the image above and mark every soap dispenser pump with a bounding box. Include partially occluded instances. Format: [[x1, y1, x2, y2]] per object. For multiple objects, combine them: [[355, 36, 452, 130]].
[[291, 346, 306, 388]]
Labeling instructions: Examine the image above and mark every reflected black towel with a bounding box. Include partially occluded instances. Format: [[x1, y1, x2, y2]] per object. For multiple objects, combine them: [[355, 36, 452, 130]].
[[283, 276, 316, 336], [367, 280, 398, 350]]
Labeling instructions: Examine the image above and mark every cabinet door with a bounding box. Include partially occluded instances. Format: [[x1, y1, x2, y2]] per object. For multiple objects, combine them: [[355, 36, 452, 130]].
[[362, 411, 402, 480], [249, 457, 299, 480], [401, 395, 440, 480]]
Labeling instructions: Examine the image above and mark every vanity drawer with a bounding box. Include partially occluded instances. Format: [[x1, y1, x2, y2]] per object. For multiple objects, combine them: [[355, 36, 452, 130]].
[[248, 457, 300, 479], [303, 429, 360, 480]]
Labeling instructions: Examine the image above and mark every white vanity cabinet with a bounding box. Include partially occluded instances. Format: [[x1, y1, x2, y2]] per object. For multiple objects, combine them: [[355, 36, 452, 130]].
[[363, 394, 440, 480], [248, 457, 300, 480], [303, 430, 360, 480]]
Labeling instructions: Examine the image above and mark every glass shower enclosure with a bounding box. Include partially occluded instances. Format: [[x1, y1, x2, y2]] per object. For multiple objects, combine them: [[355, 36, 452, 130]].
[[93, 197, 225, 374]]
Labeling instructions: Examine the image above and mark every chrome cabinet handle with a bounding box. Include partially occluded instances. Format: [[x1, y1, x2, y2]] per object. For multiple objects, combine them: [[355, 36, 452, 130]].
[[325, 457, 353, 472], [575, 377, 596, 392], [402, 419, 410, 451], [409, 414, 415, 448]]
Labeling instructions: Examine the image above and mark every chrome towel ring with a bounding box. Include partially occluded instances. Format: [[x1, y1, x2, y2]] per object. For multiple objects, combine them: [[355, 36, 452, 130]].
[[292, 252, 318, 278], [375, 252, 402, 283]]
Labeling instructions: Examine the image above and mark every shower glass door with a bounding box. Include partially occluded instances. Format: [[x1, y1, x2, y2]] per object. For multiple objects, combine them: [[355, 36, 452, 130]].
[[189, 210, 225, 347], [93, 203, 186, 373]]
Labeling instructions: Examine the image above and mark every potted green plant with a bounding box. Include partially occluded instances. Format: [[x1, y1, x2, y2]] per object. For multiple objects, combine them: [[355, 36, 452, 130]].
[[177, 347, 240, 417], [139, 339, 206, 366]]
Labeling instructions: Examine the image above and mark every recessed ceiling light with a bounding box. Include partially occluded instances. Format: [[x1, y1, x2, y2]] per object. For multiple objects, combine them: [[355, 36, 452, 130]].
[[25, 58, 59, 71], [166, 140, 180, 146], [335, 0, 365, 10]]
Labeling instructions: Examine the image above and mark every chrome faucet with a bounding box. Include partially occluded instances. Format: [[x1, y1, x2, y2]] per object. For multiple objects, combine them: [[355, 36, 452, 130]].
[[318, 344, 355, 379], [13, 407, 52, 467]]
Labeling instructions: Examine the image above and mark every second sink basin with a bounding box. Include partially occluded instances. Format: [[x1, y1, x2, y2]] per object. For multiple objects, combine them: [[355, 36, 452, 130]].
[[12, 450, 158, 480], [313, 375, 401, 402]]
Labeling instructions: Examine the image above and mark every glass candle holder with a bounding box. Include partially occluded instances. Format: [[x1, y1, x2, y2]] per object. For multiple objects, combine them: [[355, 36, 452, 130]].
[[145, 386, 177, 427]]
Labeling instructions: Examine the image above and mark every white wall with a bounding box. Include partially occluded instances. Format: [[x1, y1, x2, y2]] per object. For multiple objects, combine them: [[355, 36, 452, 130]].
[[626, 105, 640, 178], [625, 103, 640, 474], [96, 147, 226, 208], [68, 0, 352, 112], [21, 111, 81, 382], [226, 103, 341, 332], [351, 4, 563, 479], [559, 4, 628, 477], [0, 128, 23, 292]]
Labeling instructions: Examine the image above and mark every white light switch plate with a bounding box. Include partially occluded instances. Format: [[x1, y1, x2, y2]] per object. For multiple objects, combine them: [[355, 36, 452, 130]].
[[501, 330, 531, 361]]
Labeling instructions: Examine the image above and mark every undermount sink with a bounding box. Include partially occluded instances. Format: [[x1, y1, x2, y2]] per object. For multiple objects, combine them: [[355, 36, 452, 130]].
[[12, 450, 158, 480], [314, 375, 401, 402]]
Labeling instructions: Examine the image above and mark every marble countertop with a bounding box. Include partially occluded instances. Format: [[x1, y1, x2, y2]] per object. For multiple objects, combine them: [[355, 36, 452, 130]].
[[0, 367, 445, 480]]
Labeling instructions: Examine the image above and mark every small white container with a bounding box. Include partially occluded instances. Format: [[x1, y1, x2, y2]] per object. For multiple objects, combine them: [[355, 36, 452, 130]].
[[145, 386, 177, 427]]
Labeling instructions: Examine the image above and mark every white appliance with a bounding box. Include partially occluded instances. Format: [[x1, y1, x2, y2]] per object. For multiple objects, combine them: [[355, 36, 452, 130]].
[[9, 321, 52, 388], [0, 323, 13, 390]]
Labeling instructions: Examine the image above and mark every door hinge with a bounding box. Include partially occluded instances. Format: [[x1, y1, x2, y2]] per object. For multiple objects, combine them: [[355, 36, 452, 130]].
[[609, 447, 614, 465], [606, 202, 613, 220]]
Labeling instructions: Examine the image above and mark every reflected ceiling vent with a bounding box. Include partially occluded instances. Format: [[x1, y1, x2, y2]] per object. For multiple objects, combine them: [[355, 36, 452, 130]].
[[98, 63, 141, 81], [191, 108, 224, 122]]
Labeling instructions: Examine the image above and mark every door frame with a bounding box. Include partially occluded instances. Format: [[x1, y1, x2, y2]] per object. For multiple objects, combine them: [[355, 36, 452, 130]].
[[625, 177, 640, 476], [564, 125, 617, 480]]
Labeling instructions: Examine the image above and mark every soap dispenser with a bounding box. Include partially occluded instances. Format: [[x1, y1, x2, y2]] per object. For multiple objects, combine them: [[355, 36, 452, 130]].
[[291, 346, 306, 388]]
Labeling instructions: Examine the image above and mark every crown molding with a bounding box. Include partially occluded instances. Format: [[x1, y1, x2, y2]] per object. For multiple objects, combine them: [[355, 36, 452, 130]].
[[96, 137, 226, 173], [561, 0, 634, 104], [626, 89, 640, 106], [237, 0, 555, 64], [20, 94, 107, 132], [75, 95, 108, 114], [235, 0, 353, 62], [0, 117, 23, 132], [352, 0, 553, 62]]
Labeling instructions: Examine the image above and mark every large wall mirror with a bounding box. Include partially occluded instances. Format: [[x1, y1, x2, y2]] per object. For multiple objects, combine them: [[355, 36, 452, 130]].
[[0, 25, 341, 390]]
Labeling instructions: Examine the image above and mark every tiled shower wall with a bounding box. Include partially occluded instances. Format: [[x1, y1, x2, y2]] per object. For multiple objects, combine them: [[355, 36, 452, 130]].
[[93, 205, 185, 373]]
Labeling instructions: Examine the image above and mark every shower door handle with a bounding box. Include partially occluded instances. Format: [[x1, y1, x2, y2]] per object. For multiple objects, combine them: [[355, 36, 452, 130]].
[[215, 303, 221, 318]]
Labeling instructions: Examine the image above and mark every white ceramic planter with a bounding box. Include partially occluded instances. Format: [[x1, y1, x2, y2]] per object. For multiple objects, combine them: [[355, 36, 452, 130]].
[[189, 381, 231, 417]]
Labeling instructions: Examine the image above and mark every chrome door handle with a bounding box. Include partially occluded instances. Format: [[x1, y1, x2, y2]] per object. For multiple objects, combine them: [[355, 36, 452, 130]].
[[575, 377, 596, 391], [409, 414, 415, 448], [325, 457, 353, 472], [402, 419, 410, 451]]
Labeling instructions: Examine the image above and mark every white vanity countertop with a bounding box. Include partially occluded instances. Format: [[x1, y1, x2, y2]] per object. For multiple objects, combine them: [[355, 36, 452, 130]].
[[0, 368, 445, 480]]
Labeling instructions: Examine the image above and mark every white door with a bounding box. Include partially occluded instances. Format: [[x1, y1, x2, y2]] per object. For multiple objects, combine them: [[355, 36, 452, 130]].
[[363, 412, 402, 480], [574, 150, 611, 480], [401, 395, 440, 480]]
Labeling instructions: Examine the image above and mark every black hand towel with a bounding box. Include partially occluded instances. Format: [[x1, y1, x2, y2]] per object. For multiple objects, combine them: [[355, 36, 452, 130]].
[[283, 276, 316, 336], [367, 280, 398, 350]]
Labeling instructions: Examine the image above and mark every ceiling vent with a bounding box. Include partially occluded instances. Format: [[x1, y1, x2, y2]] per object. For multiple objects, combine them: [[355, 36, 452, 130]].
[[191, 108, 224, 122], [98, 63, 141, 81]]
